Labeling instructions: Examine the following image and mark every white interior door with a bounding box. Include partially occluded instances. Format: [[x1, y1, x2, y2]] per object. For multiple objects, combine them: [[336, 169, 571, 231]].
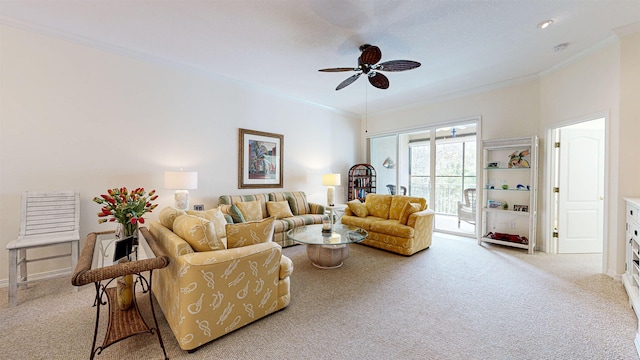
[[557, 125, 604, 253]]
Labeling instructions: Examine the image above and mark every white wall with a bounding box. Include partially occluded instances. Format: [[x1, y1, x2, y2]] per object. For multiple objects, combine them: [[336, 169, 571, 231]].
[[0, 25, 360, 282], [364, 33, 640, 278]]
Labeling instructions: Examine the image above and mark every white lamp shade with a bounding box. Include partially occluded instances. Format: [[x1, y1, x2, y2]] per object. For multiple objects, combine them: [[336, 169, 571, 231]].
[[322, 173, 341, 186], [164, 171, 198, 190]]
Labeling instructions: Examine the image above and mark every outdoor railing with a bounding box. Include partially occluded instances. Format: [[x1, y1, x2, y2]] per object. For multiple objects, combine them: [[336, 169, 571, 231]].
[[409, 176, 475, 215]]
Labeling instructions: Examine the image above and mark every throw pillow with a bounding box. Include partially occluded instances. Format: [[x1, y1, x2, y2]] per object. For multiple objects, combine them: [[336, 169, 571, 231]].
[[399, 202, 421, 225], [266, 201, 294, 219], [159, 206, 186, 231], [236, 200, 263, 221], [347, 200, 369, 218], [186, 208, 227, 242], [219, 204, 245, 223], [225, 217, 275, 248], [173, 214, 225, 252]]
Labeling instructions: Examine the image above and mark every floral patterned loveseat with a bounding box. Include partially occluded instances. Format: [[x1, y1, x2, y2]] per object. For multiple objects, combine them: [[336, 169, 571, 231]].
[[341, 193, 434, 256]]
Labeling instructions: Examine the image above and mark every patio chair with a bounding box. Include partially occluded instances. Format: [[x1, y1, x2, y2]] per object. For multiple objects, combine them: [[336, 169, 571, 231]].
[[6, 191, 80, 306], [386, 184, 397, 195], [457, 188, 476, 227], [387, 185, 407, 196]]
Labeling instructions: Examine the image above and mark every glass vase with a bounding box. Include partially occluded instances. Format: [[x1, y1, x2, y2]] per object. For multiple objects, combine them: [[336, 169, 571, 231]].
[[115, 222, 138, 311]]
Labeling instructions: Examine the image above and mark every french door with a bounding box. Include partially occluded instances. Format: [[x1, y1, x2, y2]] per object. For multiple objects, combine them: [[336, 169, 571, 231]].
[[369, 120, 478, 237]]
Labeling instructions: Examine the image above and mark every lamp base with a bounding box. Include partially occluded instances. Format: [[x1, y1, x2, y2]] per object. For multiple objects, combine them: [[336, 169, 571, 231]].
[[174, 190, 189, 210], [326, 186, 335, 207]]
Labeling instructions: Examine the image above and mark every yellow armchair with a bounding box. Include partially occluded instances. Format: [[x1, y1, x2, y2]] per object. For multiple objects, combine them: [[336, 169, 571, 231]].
[[148, 220, 292, 351]]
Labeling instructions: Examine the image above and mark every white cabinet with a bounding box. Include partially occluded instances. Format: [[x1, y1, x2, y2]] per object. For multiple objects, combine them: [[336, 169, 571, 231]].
[[623, 198, 640, 318], [479, 136, 538, 254]]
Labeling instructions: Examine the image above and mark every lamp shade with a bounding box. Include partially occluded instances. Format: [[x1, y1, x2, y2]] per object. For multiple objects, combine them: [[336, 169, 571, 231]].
[[322, 173, 341, 186], [164, 171, 198, 190]]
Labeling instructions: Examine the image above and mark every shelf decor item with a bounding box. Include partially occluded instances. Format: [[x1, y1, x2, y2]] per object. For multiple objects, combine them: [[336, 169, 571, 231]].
[[507, 149, 530, 168], [93, 187, 158, 310], [238, 128, 284, 189]]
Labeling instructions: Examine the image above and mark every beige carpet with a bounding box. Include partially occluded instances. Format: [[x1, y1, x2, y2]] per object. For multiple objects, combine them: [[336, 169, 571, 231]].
[[0, 234, 637, 360]]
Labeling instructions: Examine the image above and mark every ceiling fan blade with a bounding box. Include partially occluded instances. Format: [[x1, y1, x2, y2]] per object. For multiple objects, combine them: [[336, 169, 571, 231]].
[[359, 45, 382, 65], [368, 72, 389, 89], [318, 67, 356, 72], [336, 73, 362, 90], [377, 60, 422, 72]]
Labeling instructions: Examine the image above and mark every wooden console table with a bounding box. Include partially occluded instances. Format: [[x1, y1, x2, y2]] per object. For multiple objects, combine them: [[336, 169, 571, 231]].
[[71, 228, 170, 359]]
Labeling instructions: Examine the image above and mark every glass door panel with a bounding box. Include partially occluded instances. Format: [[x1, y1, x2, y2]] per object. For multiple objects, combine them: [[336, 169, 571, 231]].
[[409, 140, 430, 200], [369, 120, 478, 237], [370, 135, 397, 195]]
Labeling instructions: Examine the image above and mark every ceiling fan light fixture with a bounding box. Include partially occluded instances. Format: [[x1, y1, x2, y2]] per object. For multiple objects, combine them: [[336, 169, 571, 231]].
[[318, 44, 421, 91], [538, 20, 554, 29]]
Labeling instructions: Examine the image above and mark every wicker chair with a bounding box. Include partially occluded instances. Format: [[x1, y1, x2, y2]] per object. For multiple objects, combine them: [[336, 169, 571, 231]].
[[457, 188, 476, 227]]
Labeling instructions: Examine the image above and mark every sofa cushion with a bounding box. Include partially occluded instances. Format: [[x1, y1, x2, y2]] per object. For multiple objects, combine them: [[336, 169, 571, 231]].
[[370, 219, 415, 238], [365, 194, 393, 219], [273, 219, 292, 234], [389, 195, 428, 220], [399, 202, 421, 225], [267, 200, 294, 219], [340, 215, 387, 231], [282, 214, 326, 228], [236, 200, 264, 221], [173, 214, 226, 252], [226, 217, 275, 248], [347, 199, 369, 218], [269, 191, 310, 215], [218, 194, 269, 218], [186, 208, 228, 241], [159, 207, 186, 231]]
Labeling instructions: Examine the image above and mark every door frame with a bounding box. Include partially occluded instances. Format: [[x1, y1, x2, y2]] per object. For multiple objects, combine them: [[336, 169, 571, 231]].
[[544, 112, 609, 267]]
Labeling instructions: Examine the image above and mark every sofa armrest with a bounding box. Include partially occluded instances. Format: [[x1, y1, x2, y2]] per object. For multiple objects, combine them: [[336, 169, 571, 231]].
[[407, 208, 435, 248], [407, 208, 435, 228], [309, 202, 326, 215], [280, 255, 293, 279], [180, 242, 283, 272]]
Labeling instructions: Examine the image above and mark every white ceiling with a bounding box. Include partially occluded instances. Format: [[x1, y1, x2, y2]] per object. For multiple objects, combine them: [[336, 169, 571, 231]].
[[1, 0, 639, 117]]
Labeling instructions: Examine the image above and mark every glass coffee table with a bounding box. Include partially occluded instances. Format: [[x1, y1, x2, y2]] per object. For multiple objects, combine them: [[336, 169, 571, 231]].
[[287, 224, 367, 269]]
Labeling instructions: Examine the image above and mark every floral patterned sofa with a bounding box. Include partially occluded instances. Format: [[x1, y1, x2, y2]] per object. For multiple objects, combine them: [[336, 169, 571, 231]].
[[218, 191, 327, 247], [147, 207, 293, 351], [341, 193, 435, 256]]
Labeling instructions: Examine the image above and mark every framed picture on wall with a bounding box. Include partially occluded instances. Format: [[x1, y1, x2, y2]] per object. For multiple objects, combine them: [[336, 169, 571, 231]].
[[238, 128, 283, 189]]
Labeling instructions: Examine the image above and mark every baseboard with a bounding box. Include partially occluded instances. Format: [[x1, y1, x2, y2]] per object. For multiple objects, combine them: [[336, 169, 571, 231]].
[[0, 268, 72, 288]]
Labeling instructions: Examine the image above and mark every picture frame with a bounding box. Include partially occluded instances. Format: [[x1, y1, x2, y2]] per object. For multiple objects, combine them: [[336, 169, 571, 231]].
[[513, 204, 529, 212], [238, 128, 283, 189], [488, 200, 501, 209]]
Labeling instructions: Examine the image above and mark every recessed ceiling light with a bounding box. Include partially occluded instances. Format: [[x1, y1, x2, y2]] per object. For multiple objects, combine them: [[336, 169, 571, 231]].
[[538, 20, 554, 29], [553, 43, 569, 52]]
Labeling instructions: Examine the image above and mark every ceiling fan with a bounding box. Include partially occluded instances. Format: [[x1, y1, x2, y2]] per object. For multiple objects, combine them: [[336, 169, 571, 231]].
[[319, 44, 421, 91]]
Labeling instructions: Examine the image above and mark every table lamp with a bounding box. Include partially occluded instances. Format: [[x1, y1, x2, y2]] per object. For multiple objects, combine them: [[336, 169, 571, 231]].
[[322, 173, 341, 206], [164, 171, 198, 210]]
